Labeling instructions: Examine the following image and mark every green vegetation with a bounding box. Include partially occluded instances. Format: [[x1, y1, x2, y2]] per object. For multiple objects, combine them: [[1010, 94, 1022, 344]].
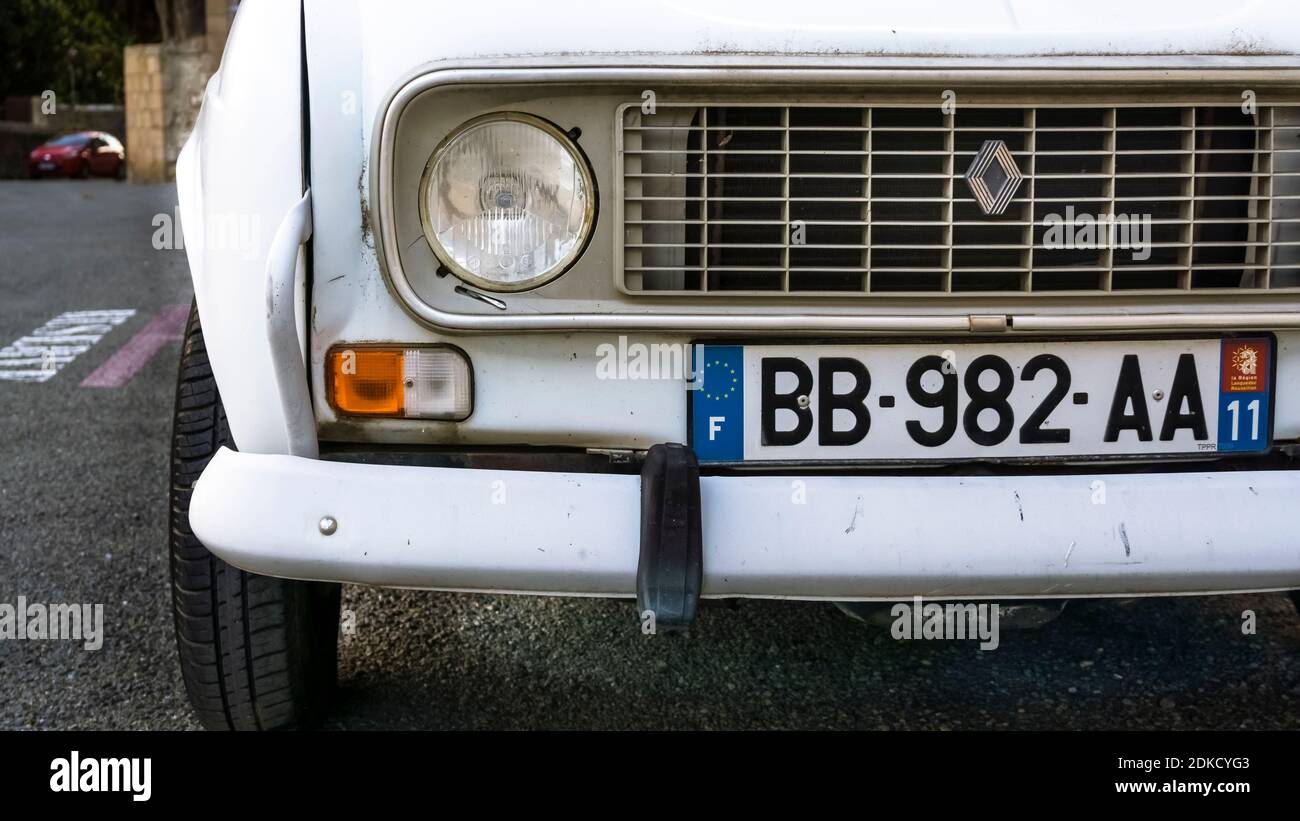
[[0, 0, 162, 105]]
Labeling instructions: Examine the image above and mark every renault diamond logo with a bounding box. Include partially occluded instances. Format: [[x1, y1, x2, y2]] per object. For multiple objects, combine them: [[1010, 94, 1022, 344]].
[[964, 139, 1023, 216]]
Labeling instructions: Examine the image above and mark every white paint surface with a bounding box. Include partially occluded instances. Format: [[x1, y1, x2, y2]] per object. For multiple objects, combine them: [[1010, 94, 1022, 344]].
[[192, 447, 1300, 599], [176, 0, 305, 454]]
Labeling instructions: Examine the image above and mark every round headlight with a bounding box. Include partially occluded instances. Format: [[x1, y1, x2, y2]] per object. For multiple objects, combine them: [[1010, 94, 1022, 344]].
[[418, 112, 596, 292]]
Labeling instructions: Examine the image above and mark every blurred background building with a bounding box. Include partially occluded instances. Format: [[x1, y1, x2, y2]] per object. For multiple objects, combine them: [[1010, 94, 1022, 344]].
[[124, 0, 237, 181], [0, 0, 239, 180]]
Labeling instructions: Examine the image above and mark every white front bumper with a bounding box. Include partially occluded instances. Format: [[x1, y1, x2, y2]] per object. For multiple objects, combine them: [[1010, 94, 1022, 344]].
[[189, 447, 1300, 599]]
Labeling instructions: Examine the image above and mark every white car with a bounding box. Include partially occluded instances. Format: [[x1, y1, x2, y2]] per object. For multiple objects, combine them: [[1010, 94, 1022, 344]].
[[172, 0, 1300, 729]]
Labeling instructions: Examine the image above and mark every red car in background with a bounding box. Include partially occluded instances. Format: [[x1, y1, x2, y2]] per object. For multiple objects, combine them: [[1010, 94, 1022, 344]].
[[28, 131, 127, 180]]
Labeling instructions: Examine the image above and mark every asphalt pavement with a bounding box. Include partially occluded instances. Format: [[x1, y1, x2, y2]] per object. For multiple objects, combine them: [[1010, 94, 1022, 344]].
[[1, 180, 1298, 730]]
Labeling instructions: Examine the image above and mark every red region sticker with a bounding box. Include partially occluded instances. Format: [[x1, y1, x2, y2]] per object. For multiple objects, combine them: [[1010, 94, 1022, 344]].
[[1221, 339, 1269, 394]]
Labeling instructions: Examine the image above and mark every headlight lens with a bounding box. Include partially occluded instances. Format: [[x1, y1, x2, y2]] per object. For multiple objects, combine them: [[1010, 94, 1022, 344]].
[[419, 113, 595, 292]]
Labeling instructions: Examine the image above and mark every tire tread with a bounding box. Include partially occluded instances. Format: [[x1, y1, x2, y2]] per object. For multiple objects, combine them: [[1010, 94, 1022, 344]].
[[169, 302, 339, 731]]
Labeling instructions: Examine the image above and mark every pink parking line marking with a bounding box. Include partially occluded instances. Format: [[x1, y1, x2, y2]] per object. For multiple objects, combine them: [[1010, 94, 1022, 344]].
[[80, 303, 190, 389]]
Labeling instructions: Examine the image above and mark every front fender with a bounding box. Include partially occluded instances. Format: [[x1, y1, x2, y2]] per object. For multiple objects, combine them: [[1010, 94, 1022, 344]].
[[176, 0, 307, 455]]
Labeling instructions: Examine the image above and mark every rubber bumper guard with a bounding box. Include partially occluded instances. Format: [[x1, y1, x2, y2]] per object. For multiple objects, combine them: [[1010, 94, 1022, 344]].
[[636, 443, 703, 632]]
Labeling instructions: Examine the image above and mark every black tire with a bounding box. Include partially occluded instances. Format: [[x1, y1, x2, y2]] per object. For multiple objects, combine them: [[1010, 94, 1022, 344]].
[[170, 301, 340, 730], [115, 161, 127, 181], [76, 161, 90, 179]]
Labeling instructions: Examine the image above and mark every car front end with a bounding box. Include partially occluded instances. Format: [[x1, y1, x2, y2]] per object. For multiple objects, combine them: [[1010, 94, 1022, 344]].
[[170, 0, 1300, 726], [28, 140, 88, 178]]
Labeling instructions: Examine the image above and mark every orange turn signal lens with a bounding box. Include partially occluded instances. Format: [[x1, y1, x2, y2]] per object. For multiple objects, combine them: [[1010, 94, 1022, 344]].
[[326, 346, 472, 420], [329, 348, 404, 415]]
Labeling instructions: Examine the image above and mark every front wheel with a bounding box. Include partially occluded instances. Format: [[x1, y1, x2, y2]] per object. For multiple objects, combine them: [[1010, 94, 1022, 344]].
[[169, 302, 341, 730]]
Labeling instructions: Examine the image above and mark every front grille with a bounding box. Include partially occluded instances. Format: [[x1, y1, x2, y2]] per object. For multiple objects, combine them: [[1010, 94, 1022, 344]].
[[618, 102, 1300, 295]]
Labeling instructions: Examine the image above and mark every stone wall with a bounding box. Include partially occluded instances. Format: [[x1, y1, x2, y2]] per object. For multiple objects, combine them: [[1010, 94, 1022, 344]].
[[122, 1, 237, 183], [124, 44, 166, 182], [124, 38, 216, 183], [207, 0, 237, 63], [28, 101, 125, 135], [162, 38, 214, 178]]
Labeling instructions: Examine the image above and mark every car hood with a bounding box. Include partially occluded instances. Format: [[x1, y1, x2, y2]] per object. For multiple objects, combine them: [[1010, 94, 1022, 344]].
[[33, 144, 84, 156], [313, 0, 1300, 145], [343, 0, 1300, 68]]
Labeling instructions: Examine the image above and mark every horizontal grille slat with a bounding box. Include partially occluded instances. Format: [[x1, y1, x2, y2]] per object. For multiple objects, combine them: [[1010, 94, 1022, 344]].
[[618, 101, 1300, 295]]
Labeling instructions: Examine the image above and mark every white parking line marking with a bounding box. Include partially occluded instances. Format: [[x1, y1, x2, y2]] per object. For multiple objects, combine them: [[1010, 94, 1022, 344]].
[[0, 310, 136, 382]]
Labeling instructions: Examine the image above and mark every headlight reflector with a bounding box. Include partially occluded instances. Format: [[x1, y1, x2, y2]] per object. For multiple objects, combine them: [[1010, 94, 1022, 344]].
[[419, 113, 595, 292]]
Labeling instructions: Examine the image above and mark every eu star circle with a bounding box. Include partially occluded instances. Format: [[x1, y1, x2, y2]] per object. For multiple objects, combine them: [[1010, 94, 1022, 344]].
[[700, 358, 739, 402]]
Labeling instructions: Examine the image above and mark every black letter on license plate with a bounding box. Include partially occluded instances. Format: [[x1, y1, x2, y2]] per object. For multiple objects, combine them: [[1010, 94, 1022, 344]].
[[817, 358, 871, 446], [761, 358, 813, 446], [1159, 353, 1208, 441], [1104, 354, 1154, 442]]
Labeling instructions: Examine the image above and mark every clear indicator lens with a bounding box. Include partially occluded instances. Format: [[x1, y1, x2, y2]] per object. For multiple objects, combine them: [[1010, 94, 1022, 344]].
[[402, 348, 472, 420], [422, 116, 592, 290]]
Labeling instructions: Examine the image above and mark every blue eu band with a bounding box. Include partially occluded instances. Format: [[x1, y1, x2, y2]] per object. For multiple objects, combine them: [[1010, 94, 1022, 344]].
[[692, 345, 744, 462]]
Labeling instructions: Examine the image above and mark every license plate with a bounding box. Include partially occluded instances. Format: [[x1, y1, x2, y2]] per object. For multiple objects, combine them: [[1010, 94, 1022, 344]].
[[37, 162, 56, 171], [690, 337, 1273, 463]]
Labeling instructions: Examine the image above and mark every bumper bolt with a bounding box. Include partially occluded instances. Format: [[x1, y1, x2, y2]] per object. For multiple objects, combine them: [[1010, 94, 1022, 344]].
[[319, 516, 338, 536]]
